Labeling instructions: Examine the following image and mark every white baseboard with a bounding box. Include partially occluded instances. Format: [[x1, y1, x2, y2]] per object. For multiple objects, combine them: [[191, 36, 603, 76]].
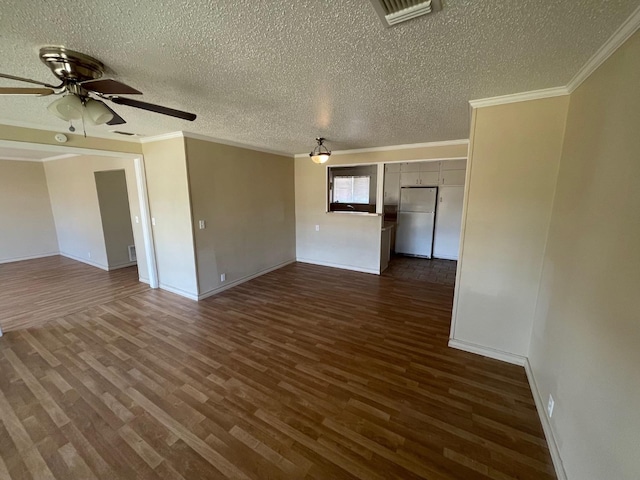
[[158, 283, 199, 301], [59, 252, 109, 271], [107, 261, 137, 271], [198, 259, 296, 300], [139, 277, 150, 285], [524, 360, 567, 480], [296, 258, 380, 275], [0, 252, 59, 264], [448, 338, 527, 366]]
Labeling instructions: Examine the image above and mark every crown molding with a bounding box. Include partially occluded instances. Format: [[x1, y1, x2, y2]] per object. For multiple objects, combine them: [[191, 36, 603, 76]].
[[182, 131, 292, 157], [566, 4, 640, 93], [0, 156, 43, 162], [42, 153, 80, 162], [0, 118, 141, 143], [138, 131, 183, 144], [294, 138, 469, 158], [469, 87, 570, 109], [470, 6, 640, 109], [141, 130, 292, 157]]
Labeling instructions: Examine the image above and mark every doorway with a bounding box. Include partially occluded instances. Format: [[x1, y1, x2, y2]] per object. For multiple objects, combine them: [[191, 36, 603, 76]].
[[94, 169, 137, 272]]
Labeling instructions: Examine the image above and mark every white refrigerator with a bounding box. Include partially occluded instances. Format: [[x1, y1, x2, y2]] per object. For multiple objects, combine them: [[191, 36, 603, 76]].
[[396, 187, 437, 258]]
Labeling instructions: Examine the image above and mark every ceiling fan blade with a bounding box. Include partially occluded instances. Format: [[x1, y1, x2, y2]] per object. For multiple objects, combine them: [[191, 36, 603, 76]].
[[110, 96, 196, 121], [0, 72, 60, 89], [81, 79, 142, 95], [0, 87, 54, 96], [99, 101, 127, 125]]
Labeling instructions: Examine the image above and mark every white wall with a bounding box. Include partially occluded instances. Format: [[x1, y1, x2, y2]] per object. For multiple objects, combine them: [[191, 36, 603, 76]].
[[295, 143, 468, 274], [529, 30, 640, 480], [451, 96, 569, 359], [142, 137, 198, 297], [44, 155, 149, 280], [0, 160, 58, 263]]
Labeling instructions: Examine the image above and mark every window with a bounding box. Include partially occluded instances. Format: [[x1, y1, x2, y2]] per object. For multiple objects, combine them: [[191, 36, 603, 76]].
[[327, 165, 377, 213], [333, 175, 370, 204]]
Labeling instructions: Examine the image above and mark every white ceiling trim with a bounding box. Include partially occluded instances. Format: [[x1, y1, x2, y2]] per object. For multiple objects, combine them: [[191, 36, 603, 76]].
[[141, 131, 291, 157], [0, 139, 141, 160], [470, 5, 640, 109], [42, 153, 80, 162], [0, 156, 44, 162], [566, 4, 640, 92], [468, 87, 569, 109], [294, 138, 469, 158], [183, 131, 291, 157], [138, 131, 183, 144]]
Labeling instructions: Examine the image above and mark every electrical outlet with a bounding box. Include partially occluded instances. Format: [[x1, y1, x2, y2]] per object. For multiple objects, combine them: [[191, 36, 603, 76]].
[[547, 394, 555, 417], [152, 218, 156, 226], [199, 220, 206, 229], [220, 273, 226, 282], [135, 215, 140, 224], [315, 225, 320, 231], [88, 251, 91, 259]]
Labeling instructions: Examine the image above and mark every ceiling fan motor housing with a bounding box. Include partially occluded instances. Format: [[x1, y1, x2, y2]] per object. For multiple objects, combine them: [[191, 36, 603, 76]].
[[39, 46, 104, 83]]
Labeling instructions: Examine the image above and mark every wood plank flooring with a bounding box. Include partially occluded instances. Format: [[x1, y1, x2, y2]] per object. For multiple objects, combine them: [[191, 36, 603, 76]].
[[0, 255, 148, 332], [0, 259, 556, 479]]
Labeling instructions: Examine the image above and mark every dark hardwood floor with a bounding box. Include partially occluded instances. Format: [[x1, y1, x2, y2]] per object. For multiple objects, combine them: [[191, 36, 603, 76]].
[[0, 255, 148, 332], [0, 258, 555, 479]]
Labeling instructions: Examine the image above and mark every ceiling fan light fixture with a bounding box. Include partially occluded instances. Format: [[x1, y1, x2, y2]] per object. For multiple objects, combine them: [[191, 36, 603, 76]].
[[310, 137, 331, 164], [47, 94, 83, 121], [84, 98, 114, 125]]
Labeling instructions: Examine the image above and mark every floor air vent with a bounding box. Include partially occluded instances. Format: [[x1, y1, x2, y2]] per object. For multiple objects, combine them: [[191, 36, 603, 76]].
[[369, 0, 442, 27]]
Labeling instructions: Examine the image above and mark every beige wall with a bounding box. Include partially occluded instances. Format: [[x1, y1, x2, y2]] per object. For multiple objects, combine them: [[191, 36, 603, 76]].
[[44, 155, 148, 280], [529, 31, 640, 480], [0, 124, 142, 154], [452, 96, 569, 358], [295, 143, 467, 273], [142, 138, 198, 297], [0, 160, 58, 262], [95, 170, 136, 268], [185, 137, 296, 297]]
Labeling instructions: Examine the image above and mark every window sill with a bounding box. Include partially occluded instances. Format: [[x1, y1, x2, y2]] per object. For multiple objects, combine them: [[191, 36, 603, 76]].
[[325, 211, 382, 216]]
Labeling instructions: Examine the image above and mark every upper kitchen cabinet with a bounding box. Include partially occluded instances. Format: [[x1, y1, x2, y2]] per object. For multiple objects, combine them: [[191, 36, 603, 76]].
[[400, 161, 440, 186], [440, 169, 466, 186], [439, 159, 466, 186]]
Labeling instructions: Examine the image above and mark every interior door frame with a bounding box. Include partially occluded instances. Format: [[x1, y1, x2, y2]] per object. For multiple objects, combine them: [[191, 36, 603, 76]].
[[0, 139, 159, 289]]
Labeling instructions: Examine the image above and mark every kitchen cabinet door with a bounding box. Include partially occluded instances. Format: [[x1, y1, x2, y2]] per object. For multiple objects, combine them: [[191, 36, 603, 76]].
[[440, 169, 466, 186], [400, 162, 421, 173], [419, 171, 439, 186], [433, 186, 464, 260], [419, 161, 440, 172], [441, 159, 467, 170], [400, 171, 421, 186], [384, 171, 400, 204]]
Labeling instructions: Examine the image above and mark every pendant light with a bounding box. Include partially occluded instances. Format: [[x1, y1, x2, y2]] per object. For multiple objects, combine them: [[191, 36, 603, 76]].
[[309, 137, 331, 164]]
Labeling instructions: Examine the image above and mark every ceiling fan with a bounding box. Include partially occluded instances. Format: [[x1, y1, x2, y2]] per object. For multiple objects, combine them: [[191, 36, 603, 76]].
[[0, 46, 197, 130]]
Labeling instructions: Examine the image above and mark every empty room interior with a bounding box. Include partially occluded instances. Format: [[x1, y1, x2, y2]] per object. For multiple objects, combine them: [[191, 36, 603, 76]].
[[0, 2, 638, 479]]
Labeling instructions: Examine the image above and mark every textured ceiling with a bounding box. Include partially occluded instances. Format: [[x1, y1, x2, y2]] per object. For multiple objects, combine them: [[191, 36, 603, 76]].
[[0, 0, 637, 154]]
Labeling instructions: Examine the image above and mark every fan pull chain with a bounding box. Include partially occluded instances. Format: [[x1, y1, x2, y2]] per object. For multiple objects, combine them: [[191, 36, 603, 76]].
[[68, 121, 75, 133]]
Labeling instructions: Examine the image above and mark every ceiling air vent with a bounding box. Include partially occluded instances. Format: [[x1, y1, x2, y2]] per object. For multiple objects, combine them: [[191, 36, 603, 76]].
[[369, 0, 442, 27]]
